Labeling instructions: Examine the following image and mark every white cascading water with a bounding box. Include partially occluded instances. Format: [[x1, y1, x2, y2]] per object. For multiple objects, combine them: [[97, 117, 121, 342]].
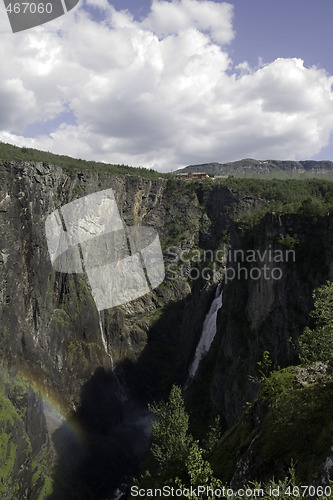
[[98, 310, 114, 369], [98, 311, 127, 402], [187, 283, 223, 383]]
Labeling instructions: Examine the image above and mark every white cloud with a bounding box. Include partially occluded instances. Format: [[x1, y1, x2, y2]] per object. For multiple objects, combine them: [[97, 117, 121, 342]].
[[0, 79, 36, 131], [0, 0, 333, 171], [142, 0, 235, 45]]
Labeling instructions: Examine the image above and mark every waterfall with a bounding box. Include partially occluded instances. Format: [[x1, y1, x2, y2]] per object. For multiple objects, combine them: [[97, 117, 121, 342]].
[[187, 283, 223, 383], [98, 311, 127, 402], [98, 310, 114, 369]]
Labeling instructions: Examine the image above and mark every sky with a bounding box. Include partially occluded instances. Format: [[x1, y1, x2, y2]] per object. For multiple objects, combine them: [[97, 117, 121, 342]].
[[0, 0, 333, 172]]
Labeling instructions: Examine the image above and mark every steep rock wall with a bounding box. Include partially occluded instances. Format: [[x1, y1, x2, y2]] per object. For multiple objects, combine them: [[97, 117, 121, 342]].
[[2, 161, 333, 495], [0, 161, 245, 409], [210, 213, 333, 426]]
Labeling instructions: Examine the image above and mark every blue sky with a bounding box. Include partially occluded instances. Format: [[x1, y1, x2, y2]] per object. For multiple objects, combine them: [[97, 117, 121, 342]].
[[0, 0, 333, 170], [236, 2, 332, 67]]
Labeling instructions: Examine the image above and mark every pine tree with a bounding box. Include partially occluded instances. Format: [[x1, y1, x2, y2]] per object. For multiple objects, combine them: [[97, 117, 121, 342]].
[[299, 281, 333, 364], [148, 385, 193, 484]]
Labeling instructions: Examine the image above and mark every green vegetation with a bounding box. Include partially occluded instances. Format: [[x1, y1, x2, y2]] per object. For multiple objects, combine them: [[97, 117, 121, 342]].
[[230, 474, 333, 500], [223, 178, 333, 228], [67, 339, 102, 364], [2, 142, 333, 497], [0, 367, 53, 498], [149, 385, 192, 481], [210, 282, 333, 488], [53, 308, 71, 327], [258, 366, 296, 402], [134, 384, 333, 498], [0, 436, 17, 495], [50, 274, 95, 328], [257, 369, 333, 481], [210, 365, 333, 486], [37, 475, 53, 499], [211, 421, 254, 481], [133, 385, 222, 493], [276, 233, 300, 249], [0, 368, 27, 493], [0, 370, 31, 495], [249, 350, 273, 384], [0, 140, 170, 180], [163, 213, 196, 246], [140, 278, 333, 493], [161, 179, 200, 246], [299, 281, 333, 364], [32, 446, 53, 487], [224, 177, 333, 205], [177, 158, 333, 180]]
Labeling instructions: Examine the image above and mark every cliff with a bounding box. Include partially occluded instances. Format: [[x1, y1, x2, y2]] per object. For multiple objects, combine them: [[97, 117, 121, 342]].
[[0, 159, 332, 497], [211, 362, 333, 487], [0, 162, 231, 404], [211, 212, 333, 425], [0, 160, 243, 498]]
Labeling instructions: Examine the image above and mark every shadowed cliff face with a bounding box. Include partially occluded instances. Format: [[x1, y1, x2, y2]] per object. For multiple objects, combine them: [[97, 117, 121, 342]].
[[48, 368, 153, 500]]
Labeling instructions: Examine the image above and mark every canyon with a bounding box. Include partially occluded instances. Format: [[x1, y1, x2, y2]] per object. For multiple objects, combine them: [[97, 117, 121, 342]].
[[0, 159, 332, 498]]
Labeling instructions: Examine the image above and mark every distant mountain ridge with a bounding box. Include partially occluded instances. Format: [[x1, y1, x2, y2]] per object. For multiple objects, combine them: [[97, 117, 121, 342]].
[[175, 158, 333, 176]]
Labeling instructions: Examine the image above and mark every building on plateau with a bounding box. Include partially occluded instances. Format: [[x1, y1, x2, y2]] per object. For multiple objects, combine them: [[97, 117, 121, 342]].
[[175, 171, 210, 179]]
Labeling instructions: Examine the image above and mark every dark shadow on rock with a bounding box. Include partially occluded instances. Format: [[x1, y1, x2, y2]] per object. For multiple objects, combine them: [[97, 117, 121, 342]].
[[120, 283, 217, 404], [48, 367, 151, 500], [46, 280, 216, 499]]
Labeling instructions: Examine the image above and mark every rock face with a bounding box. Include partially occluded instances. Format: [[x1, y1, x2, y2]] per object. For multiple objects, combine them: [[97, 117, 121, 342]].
[[0, 161, 248, 408], [1, 160, 332, 496], [0, 161, 242, 497], [212, 363, 333, 487], [210, 213, 333, 426]]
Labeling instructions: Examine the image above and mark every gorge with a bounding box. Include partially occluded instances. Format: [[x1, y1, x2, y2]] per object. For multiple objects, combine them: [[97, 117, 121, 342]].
[[0, 153, 333, 498]]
